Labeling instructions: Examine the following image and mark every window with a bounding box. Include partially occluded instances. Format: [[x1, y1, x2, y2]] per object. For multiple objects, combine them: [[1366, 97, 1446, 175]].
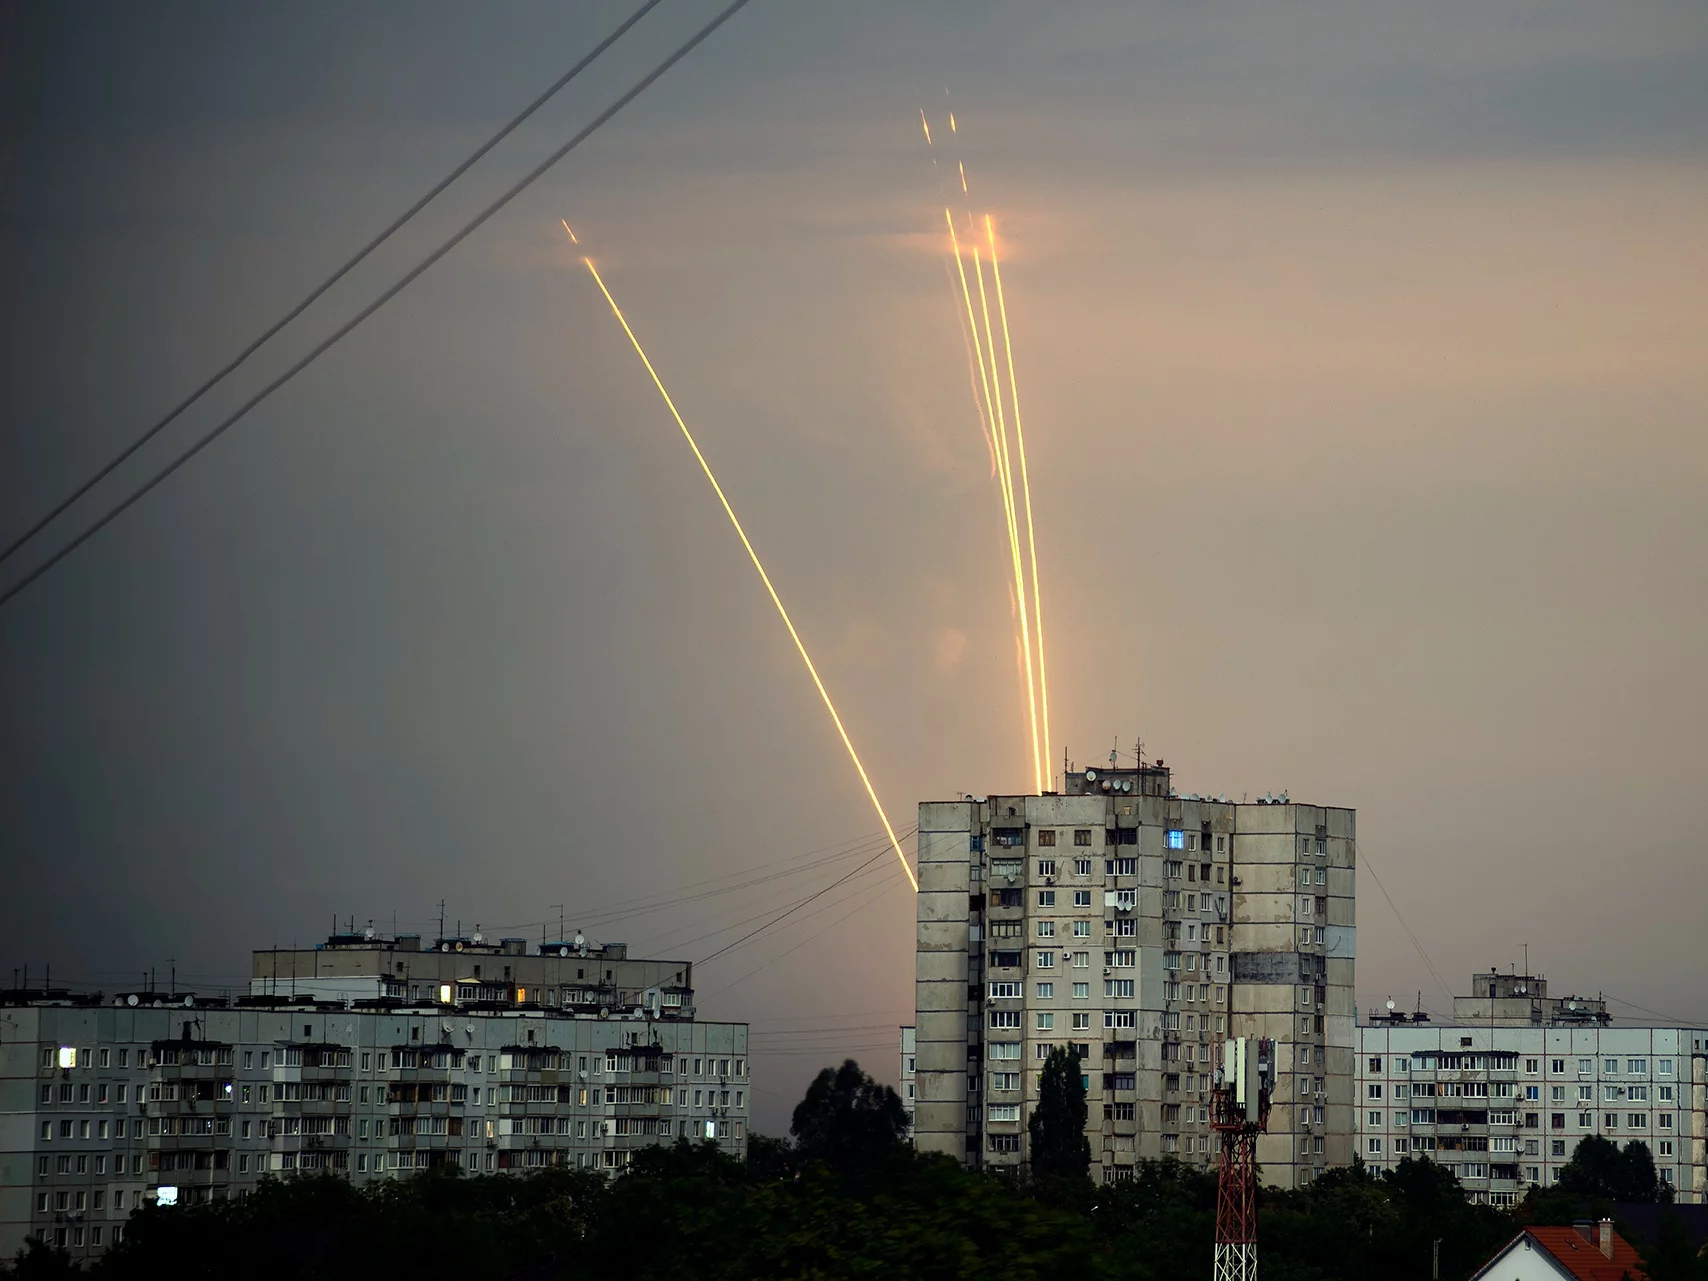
[[1525, 1058, 1539, 1074], [1071, 952, 1089, 969], [1074, 830, 1092, 846], [1605, 1058, 1619, 1074], [1628, 1113, 1648, 1129], [1073, 856, 1093, 875], [1036, 1013, 1054, 1031], [1073, 890, 1092, 908], [989, 1010, 1021, 1029], [1035, 951, 1056, 968], [1657, 1059, 1673, 1076], [1166, 830, 1185, 849], [1368, 1057, 1382, 1073], [1104, 1012, 1135, 1029], [1035, 982, 1054, 998], [1073, 920, 1091, 937], [992, 827, 1024, 847], [1036, 920, 1055, 938], [1105, 979, 1135, 998], [1072, 1012, 1091, 1030], [987, 1104, 1020, 1122], [1072, 982, 1089, 998], [1368, 1084, 1383, 1099], [1037, 859, 1057, 879], [1038, 831, 1057, 847], [1036, 890, 1056, 907]]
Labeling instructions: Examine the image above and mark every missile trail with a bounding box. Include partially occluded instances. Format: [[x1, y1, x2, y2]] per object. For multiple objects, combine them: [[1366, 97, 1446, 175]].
[[986, 216, 1052, 790], [946, 208, 1039, 791], [562, 221, 917, 892], [944, 210, 1004, 489], [973, 243, 1043, 794]]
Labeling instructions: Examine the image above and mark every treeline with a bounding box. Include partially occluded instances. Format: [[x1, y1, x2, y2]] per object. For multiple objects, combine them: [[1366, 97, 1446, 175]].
[[8, 1060, 1703, 1281]]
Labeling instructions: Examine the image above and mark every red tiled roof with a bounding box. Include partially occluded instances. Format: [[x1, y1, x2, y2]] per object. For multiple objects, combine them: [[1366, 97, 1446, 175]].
[[1524, 1226, 1648, 1281]]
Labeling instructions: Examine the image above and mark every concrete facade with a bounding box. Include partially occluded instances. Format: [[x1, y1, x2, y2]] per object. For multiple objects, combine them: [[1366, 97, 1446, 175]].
[[0, 931, 749, 1262], [913, 763, 1355, 1188], [1356, 1017, 1708, 1204]]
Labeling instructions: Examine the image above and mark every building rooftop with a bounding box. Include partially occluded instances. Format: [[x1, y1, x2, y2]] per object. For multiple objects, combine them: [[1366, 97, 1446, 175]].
[[1471, 1224, 1649, 1281]]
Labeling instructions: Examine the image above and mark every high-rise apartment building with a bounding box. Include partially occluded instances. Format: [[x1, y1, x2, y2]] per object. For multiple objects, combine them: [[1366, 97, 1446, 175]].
[[1, 928, 750, 1262], [1356, 973, 1707, 1204], [913, 761, 1355, 1187]]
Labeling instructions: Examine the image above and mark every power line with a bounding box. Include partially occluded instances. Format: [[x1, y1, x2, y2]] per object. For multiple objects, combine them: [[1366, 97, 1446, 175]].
[[698, 842, 896, 966], [0, 0, 664, 572], [1359, 848, 1456, 1010], [651, 830, 913, 956], [1603, 993, 1705, 1026], [701, 874, 901, 1001], [0, 0, 753, 610]]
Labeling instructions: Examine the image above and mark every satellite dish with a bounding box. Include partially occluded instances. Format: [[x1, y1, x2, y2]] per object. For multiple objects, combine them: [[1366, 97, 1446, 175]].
[[573, 934, 585, 948], [183, 996, 195, 1008], [127, 994, 139, 1007], [559, 946, 570, 958], [472, 932, 483, 945], [1386, 998, 1396, 1012], [363, 927, 376, 941], [454, 942, 465, 952], [1085, 770, 1097, 781], [441, 943, 451, 953]]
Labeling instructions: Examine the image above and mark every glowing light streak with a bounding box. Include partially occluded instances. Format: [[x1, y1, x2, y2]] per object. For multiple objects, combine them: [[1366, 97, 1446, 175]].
[[920, 110, 931, 146], [563, 220, 917, 892], [959, 161, 968, 194], [949, 111, 957, 133], [944, 210, 1004, 487], [986, 215, 1052, 790], [973, 244, 1043, 794]]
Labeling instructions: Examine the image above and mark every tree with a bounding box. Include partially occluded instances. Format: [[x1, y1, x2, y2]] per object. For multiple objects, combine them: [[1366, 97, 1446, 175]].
[[1557, 1134, 1663, 1203], [1028, 1046, 1090, 1190], [789, 1059, 909, 1171]]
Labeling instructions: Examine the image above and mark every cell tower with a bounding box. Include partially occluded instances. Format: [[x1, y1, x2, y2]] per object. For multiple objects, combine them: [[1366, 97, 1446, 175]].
[[1211, 1036, 1274, 1281]]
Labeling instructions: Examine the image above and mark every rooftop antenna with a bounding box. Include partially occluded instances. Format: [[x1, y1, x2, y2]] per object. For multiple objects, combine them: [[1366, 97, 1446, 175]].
[[1110, 736, 1119, 769], [438, 900, 446, 941]]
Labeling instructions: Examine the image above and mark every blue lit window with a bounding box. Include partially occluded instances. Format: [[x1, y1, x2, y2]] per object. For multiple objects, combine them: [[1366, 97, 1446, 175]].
[[1166, 831, 1185, 849]]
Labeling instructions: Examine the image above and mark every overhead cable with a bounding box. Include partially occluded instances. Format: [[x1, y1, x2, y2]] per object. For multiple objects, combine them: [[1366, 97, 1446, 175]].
[[0, 0, 664, 572], [0, 0, 752, 610]]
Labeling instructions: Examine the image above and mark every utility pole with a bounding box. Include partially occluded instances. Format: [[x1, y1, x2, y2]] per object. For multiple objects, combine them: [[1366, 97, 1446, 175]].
[[1212, 1037, 1274, 1281], [1432, 1237, 1441, 1280]]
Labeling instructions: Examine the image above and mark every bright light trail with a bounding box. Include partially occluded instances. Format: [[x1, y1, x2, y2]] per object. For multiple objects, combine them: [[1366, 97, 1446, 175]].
[[562, 221, 917, 892], [973, 243, 1043, 794], [986, 215, 1052, 790]]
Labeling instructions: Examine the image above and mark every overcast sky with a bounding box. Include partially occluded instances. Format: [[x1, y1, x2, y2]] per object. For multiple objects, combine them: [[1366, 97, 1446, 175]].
[[3, 0, 1706, 1131]]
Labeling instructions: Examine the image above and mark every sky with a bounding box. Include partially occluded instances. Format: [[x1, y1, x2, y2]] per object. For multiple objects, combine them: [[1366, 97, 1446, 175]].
[[3, 0, 1706, 1133]]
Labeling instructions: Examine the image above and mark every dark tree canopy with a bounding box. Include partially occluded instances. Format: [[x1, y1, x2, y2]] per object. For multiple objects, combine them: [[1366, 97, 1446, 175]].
[[788, 1058, 909, 1170], [1557, 1135, 1663, 1203], [1029, 1045, 1091, 1187]]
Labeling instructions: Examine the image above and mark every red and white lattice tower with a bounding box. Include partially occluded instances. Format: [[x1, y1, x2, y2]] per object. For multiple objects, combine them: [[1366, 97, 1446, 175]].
[[1210, 1037, 1273, 1281]]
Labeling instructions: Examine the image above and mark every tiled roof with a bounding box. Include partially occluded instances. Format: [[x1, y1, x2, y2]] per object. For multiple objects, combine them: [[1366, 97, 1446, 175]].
[[1522, 1226, 1647, 1281]]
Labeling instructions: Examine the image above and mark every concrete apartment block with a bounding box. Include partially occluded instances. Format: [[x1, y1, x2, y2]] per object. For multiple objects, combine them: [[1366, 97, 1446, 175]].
[[913, 761, 1356, 1188]]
